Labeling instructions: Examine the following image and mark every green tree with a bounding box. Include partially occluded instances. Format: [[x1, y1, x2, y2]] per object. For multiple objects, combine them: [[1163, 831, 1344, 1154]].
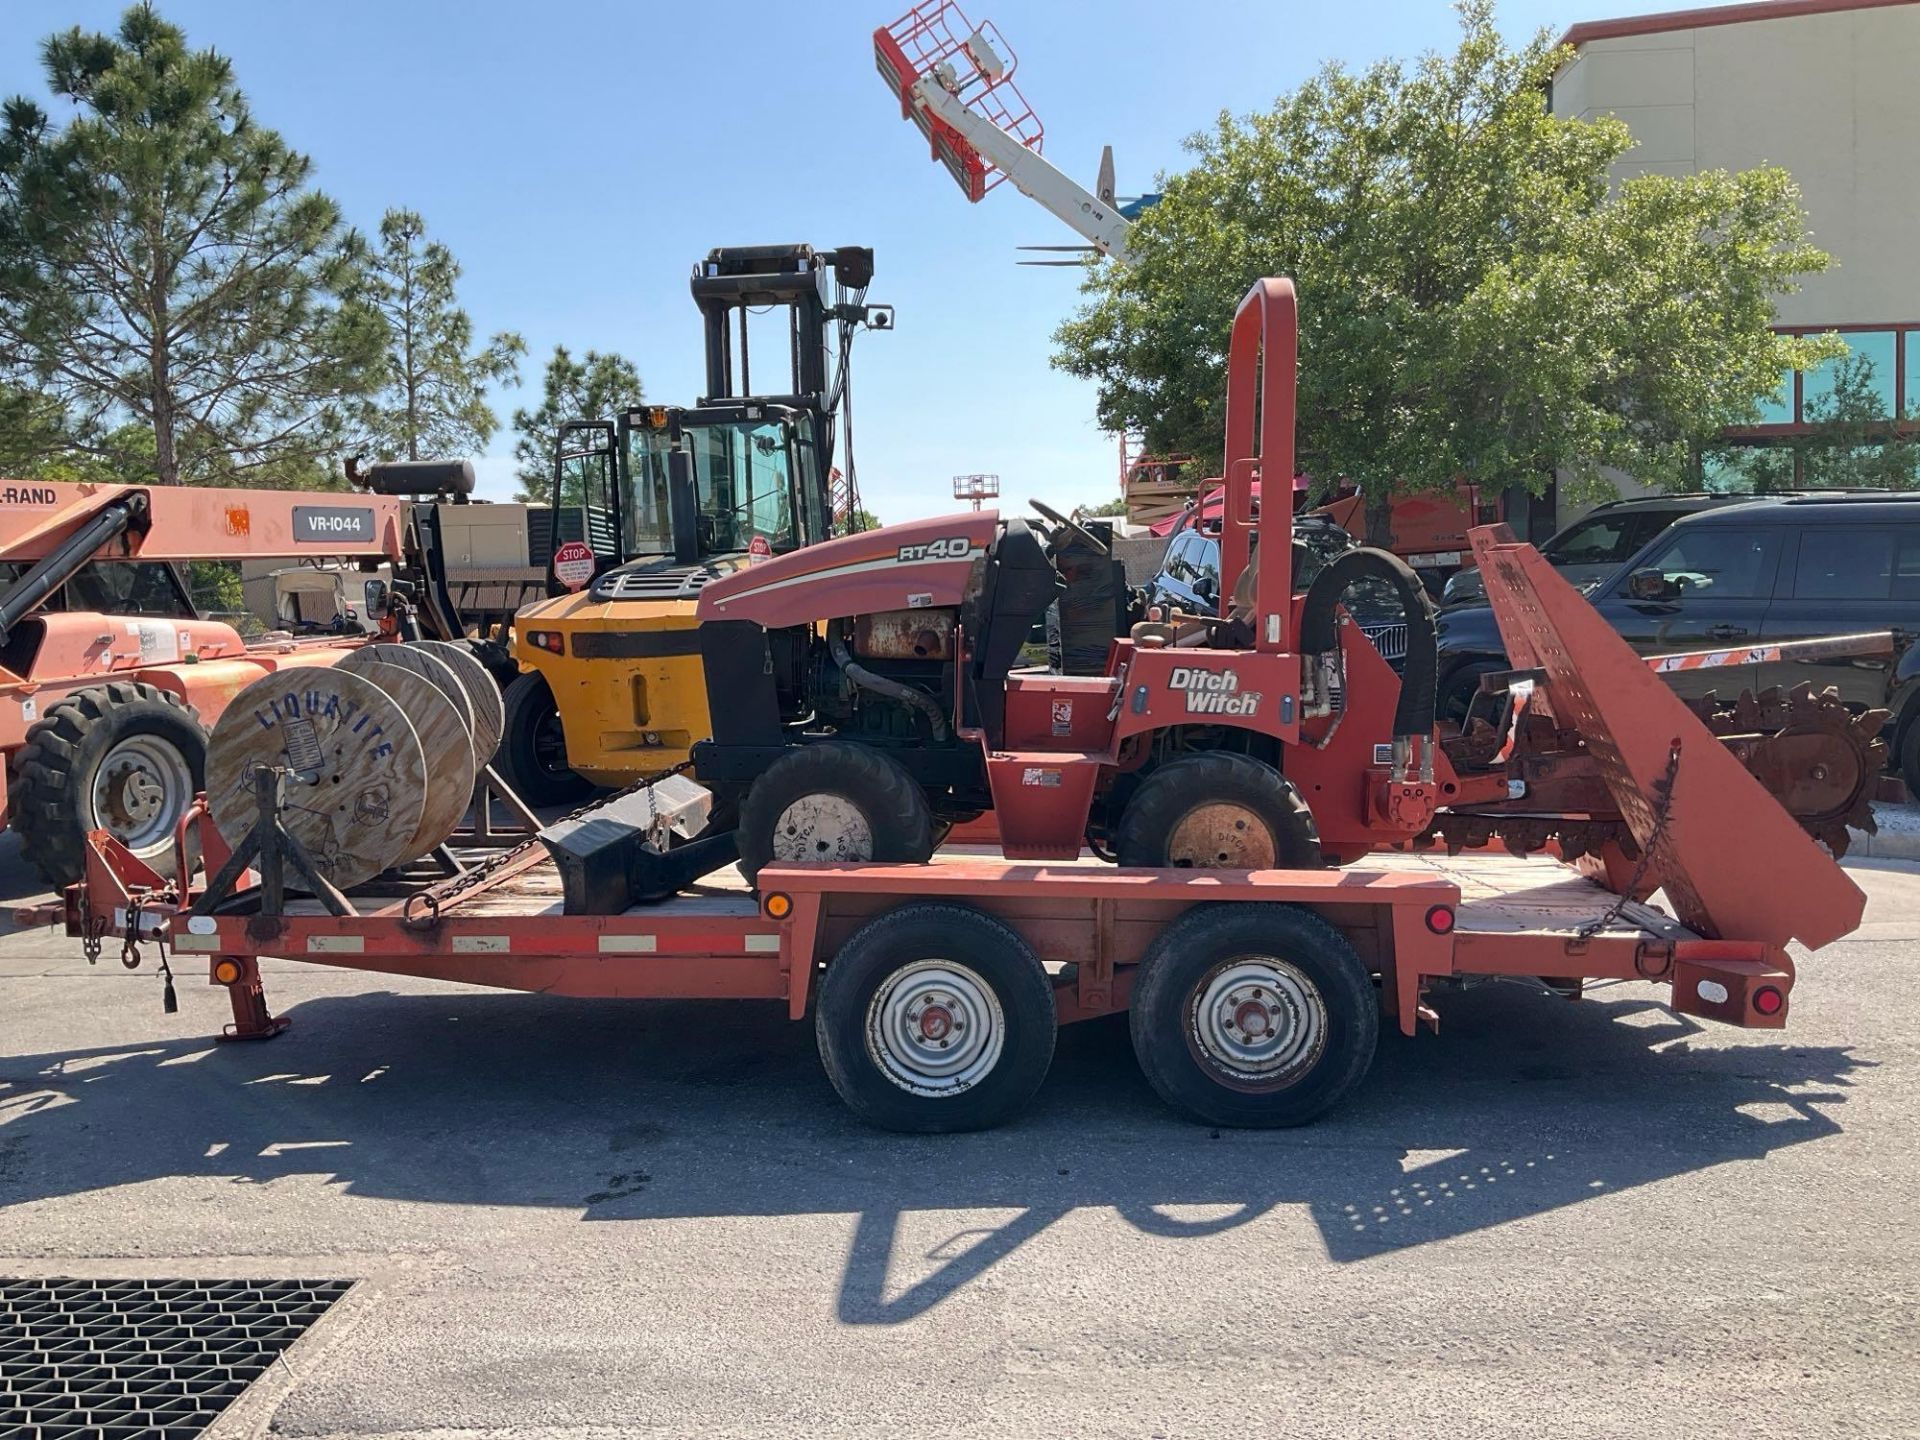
[[355, 209, 523, 461], [511, 346, 644, 504], [835, 507, 882, 536], [1052, 0, 1840, 542], [0, 4, 385, 486], [1076, 498, 1129, 519], [0, 379, 88, 476]]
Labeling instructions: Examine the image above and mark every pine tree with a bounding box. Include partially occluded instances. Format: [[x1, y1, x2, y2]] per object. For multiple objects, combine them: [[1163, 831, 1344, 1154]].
[[512, 347, 645, 504], [0, 4, 384, 485], [356, 208, 523, 461]]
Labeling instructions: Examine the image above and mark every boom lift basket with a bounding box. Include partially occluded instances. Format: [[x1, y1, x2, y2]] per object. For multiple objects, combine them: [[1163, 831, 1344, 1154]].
[[874, 1, 1044, 202]]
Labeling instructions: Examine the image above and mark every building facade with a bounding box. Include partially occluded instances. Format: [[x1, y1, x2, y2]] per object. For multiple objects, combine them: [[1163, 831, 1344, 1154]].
[[1551, 0, 1920, 497]]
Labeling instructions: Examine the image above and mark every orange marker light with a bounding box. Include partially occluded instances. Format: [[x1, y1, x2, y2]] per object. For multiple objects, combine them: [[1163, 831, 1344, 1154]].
[[213, 958, 243, 985], [764, 892, 793, 920]]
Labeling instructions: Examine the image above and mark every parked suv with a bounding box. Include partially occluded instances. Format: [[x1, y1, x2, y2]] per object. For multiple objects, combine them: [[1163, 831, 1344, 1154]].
[[1149, 514, 1412, 666], [1440, 493, 1760, 606], [1435, 493, 1920, 788]]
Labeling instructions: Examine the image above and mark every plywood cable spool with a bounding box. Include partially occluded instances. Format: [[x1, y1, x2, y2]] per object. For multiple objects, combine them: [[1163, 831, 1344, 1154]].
[[205, 669, 429, 891], [338, 642, 474, 743], [413, 640, 504, 762], [349, 660, 476, 859]]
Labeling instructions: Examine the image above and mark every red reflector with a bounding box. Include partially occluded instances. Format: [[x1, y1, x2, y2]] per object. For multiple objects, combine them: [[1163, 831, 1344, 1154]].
[[1425, 904, 1456, 935], [1753, 985, 1785, 1016]]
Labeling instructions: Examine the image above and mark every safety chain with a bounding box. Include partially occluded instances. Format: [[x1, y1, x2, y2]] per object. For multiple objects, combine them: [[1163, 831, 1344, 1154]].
[[402, 759, 699, 930], [1576, 741, 1682, 939], [80, 895, 106, 966]]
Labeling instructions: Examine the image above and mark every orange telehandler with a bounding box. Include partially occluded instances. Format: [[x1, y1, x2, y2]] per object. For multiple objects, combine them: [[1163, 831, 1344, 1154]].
[[0, 463, 509, 886]]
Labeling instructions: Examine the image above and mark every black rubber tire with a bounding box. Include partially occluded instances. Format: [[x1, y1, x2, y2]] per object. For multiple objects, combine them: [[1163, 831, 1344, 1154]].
[[11, 681, 208, 889], [1113, 752, 1321, 870], [497, 670, 593, 807], [1900, 705, 1920, 799], [1129, 902, 1378, 1128], [815, 902, 1057, 1133], [1437, 659, 1506, 729], [737, 741, 934, 884]]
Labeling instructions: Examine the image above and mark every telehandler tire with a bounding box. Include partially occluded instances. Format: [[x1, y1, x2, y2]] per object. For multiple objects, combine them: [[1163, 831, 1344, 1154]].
[[11, 682, 207, 889], [1113, 752, 1321, 870], [497, 671, 594, 807], [737, 741, 933, 884]]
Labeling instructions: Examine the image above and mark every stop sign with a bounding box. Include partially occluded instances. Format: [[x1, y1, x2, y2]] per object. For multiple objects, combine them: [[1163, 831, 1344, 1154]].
[[552, 540, 596, 591]]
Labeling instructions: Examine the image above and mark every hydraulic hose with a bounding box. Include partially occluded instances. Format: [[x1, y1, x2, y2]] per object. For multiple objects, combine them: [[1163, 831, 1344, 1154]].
[[829, 627, 949, 742], [1298, 547, 1437, 739]]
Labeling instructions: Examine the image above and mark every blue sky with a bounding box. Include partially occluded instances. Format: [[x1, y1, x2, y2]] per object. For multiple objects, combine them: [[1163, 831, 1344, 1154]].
[[1, 0, 1688, 518]]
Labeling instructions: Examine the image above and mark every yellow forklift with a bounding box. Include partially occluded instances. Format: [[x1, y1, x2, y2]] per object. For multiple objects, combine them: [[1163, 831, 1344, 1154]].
[[497, 244, 890, 802]]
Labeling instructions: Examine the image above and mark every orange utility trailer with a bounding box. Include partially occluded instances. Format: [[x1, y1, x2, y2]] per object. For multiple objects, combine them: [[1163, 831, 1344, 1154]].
[[54, 513, 1863, 1132]]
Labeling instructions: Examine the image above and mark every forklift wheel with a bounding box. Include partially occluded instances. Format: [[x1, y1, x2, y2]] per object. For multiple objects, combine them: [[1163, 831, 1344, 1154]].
[[1112, 753, 1321, 870], [736, 742, 933, 884], [498, 672, 594, 807], [1129, 902, 1378, 1128], [815, 902, 1057, 1132]]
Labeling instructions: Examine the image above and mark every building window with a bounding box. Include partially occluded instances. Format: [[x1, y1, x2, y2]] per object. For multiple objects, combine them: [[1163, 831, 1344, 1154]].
[[1802, 330, 1898, 421], [1733, 325, 1917, 431], [1756, 368, 1794, 425]]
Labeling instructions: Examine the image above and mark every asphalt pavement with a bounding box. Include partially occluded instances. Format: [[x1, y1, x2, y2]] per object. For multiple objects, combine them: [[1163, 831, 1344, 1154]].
[[1, 831, 1916, 1440]]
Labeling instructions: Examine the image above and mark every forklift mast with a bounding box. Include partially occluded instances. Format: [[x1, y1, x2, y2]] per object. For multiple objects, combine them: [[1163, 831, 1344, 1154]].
[[538, 244, 889, 593], [689, 244, 886, 535], [692, 242, 877, 412]]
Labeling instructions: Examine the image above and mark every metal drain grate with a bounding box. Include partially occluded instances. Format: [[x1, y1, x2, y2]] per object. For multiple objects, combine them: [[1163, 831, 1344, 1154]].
[[0, 1277, 352, 1438]]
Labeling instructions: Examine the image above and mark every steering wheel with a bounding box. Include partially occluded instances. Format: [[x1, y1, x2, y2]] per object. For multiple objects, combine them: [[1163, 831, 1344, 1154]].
[[1030, 498, 1109, 557]]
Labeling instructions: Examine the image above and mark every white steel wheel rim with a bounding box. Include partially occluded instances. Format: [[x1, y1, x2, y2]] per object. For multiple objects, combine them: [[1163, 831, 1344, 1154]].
[[1166, 802, 1278, 868], [91, 735, 194, 854], [866, 960, 1006, 1097], [1187, 956, 1327, 1090], [773, 793, 874, 863]]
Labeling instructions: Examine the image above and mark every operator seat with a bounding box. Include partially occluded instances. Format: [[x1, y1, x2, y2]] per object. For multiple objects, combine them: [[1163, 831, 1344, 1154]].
[[967, 519, 1064, 745]]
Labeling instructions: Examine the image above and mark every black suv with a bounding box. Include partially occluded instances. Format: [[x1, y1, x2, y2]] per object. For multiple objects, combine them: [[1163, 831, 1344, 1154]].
[[1436, 493, 1920, 787], [1439, 493, 1760, 606]]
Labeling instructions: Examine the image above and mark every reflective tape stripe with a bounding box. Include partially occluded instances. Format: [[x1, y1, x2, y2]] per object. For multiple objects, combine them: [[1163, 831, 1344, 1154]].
[[744, 934, 781, 953], [307, 936, 364, 954], [172, 933, 219, 952], [598, 934, 657, 953], [451, 935, 509, 953]]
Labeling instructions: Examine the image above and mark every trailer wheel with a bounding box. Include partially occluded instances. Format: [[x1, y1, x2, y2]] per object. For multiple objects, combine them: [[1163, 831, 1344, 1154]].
[[815, 903, 1056, 1133], [737, 742, 933, 884], [11, 682, 207, 888], [1130, 903, 1377, 1127], [1113, 752, 1321, 869], [497, 671, 593, 806]]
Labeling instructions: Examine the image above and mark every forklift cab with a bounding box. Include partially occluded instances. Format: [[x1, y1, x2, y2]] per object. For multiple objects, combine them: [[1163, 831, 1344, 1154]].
[[621, 403, 828, 563]]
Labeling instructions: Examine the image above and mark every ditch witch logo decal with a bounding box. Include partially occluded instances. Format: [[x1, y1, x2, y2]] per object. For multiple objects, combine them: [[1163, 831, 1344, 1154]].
[[1170, 665, 1262, 717]]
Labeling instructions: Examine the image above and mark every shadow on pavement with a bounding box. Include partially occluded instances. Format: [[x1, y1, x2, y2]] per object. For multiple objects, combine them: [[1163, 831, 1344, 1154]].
[[0, 982, 1865, 1323]]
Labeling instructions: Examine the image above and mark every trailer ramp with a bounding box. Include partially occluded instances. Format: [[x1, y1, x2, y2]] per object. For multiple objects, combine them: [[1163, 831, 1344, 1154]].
[[1471, 523, 1865, 953]]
